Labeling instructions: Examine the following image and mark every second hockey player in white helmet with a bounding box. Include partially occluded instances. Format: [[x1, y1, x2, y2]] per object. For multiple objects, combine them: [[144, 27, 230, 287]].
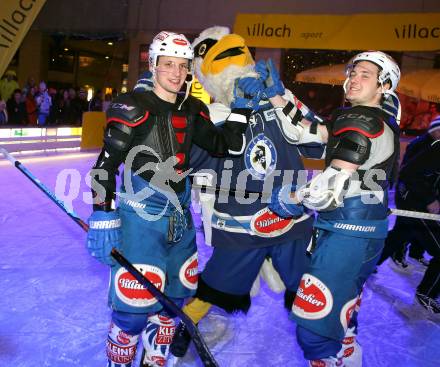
[[269, 51, 401, 366]]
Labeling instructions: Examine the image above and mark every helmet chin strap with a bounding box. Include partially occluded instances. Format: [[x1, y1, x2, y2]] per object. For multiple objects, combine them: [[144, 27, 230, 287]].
[[177, 68, 194, 111]]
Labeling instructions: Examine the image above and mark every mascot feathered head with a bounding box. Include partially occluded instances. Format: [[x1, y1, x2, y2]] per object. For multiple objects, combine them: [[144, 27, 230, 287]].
[[192, 26, 257, 106]]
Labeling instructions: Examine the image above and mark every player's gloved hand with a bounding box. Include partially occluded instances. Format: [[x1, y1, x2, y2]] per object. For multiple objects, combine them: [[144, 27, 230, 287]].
[[230, 78, 261, 111], [86, 210, 122, 266], [269, 184, 304, 218], [296, 167, 352, 211], [260, 58, 285, 99]]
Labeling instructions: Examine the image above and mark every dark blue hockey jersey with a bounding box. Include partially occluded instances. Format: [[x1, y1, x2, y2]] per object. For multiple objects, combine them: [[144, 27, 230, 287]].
[[190, 101, 324, 249]]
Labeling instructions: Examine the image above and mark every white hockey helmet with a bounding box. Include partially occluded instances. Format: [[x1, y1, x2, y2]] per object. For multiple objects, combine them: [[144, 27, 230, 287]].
[[148, 31, 194, 69], [345, 51, 400, 93]]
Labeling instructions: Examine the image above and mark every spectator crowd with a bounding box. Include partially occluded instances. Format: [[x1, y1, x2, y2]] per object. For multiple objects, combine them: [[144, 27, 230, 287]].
[[0, 70, 116, 127]]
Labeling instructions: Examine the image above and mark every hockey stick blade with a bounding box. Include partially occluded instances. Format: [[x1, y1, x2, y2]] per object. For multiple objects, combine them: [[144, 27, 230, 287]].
[[0, 147, 89, 231], [111, 249, 219, 367]]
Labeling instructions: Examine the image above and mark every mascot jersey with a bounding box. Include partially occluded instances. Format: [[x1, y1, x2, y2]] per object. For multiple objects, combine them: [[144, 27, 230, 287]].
[[190, 100, 323, 250]]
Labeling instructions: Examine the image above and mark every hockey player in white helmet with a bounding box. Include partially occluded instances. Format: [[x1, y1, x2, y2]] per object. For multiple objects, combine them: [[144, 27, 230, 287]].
[[85, 30, 258, 367], [269, 51, 402, 366]]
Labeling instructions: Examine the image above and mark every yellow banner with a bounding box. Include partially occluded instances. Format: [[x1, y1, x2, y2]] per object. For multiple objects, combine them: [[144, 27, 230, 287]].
[[234, 13, 440, 51], [0, 0, 46, 76]]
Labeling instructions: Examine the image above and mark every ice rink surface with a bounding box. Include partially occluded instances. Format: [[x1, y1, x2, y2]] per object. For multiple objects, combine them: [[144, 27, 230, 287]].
[[0, 152, 439, 367]]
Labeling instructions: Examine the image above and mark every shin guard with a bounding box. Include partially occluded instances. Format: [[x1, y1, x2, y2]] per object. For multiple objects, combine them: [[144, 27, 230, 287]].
[[141, 314, 176, 367], [106, 321, 139, 367]]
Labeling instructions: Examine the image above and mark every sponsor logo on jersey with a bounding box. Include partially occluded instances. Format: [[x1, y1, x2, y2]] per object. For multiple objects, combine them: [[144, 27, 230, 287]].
[[250, 207, 295, 237], [115, 264, 165, 307], [263, 108, 276, 121], [333, 223, 376, 232], [343, 346, 355, 358], [292, 273, 333, 320], [245, 133, 277, 180], [336, 113, 373, 123], [340, 296, 359, 331], [116, 329, 131, 345], [179, 252, 198, 290], [106, 339, 137, 364], [156, 323, 176, 345], [310, 358, 343, 367]]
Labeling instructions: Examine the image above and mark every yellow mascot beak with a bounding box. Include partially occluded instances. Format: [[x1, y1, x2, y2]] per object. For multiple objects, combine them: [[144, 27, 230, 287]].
[[196, 34, 254, 76]]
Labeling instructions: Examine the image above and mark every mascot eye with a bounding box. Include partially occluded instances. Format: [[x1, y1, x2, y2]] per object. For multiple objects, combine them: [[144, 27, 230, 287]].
[[193, 38, 218, 59], [213, 47, 244, 60], [198, 43, 207, 56]]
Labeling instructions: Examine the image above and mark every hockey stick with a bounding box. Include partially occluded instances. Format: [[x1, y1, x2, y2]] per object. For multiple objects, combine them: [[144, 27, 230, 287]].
[[0, 147, 89, 231], [0, 147, 219, 367], [191, 183, 440, 221]]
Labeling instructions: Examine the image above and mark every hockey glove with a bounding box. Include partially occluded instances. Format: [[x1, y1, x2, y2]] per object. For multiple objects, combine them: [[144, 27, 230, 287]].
[[134, 71, 154, 92], [261, 58, 285, 99], [237, 77, 265, 97], [86, 210, 122, 266], [296, 167, 352, 212], [230, 78, 261, 111], [255, 59, 269, 82], [269, 184, 304, 218]]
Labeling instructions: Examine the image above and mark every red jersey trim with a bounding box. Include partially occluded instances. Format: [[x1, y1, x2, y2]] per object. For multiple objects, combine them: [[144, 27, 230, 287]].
[[333, 124, 384, 138], [107, 111, 150, 127], [199, 111, 210, 121], [171, 115, 187, 128]]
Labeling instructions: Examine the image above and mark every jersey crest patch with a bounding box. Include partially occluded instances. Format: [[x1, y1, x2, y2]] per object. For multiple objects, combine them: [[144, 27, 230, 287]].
[[245, 133, 277, 180]]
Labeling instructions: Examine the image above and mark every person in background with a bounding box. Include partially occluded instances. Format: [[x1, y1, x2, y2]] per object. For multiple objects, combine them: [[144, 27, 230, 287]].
[[0, 70, 20, 102], [35, 81, 52, 126], [102, 93, 112, 112], [25, 86, 38, 126], [72, 87, 88, 125], [88, 89, 103, 111], [22, 76, 36, 98], [377, 108, 440, 316], [0, 93, 8, 125], [7, 88, 27, 125]]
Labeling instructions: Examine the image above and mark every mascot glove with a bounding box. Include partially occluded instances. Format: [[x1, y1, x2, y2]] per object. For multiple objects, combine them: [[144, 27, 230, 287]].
[[269, 184, 304, 218], [134, 70, 154, 92], [231, 79, 261, 111], [87, 210, 122, 266], [255, 59, 269, 81], [261, 58, 285, 99], [237, 77, 265, 97]]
